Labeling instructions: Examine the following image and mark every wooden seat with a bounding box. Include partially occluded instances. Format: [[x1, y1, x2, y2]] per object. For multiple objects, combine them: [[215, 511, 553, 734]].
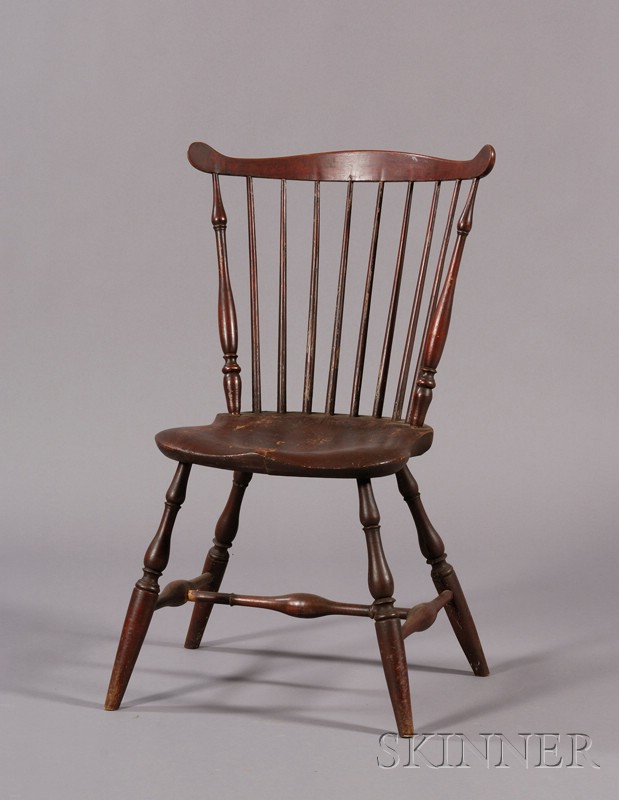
[[105, 140, 496, 736], [156, 412, 433, 478]]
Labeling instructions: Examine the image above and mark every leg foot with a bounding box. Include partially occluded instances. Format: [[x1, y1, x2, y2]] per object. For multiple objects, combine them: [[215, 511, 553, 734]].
[[185, 471, 252, 649], [375, 618, 414, 736], [104, 462, 191, 709], [396, 465, 489, 676], [358, 478, 414, 736], [104, 587, 157, 710]]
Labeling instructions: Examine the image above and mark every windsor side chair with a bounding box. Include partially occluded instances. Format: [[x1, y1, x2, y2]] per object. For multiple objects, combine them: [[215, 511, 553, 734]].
[[104, 141, 496, 735]]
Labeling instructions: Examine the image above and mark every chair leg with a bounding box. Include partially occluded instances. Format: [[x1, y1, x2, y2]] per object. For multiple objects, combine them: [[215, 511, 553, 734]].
[[358, 478, 414, 737], [395, 465, 489, 677], [104, 462, 192, 710], [184, 471, 253, 649]]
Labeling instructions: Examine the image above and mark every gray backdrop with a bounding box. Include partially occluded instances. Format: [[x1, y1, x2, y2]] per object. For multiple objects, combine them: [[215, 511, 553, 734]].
[[2, 1, 617, 797]]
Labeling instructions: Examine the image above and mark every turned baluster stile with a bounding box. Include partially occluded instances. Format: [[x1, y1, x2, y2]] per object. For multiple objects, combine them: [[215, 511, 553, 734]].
[[405, 180, 461, 421], [409, 179, 479, 427], [392, 181, 441, 420], [212, 174, 241, 414]]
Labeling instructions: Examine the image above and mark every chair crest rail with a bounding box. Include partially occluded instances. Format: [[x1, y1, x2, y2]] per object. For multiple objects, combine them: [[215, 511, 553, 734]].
[[189, 142, 495, 183]]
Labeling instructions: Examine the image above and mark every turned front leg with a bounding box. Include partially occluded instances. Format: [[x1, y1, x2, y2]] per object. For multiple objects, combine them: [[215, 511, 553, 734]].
[[396, 465, 489, 676], [105, 462, 192, 710], [358, 478, 413, 737], [184, 471, 253, 649]]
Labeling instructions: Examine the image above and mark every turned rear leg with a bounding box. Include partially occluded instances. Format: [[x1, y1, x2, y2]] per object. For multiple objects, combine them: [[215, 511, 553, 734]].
[[105, 462, 192, 710], [358, 478, 414, 737], [184, 471, 253, 649], [395, 465, 489, 677]]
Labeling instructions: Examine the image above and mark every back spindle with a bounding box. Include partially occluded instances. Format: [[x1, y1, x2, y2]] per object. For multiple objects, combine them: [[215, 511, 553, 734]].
[[278, 180, 287, 413], [246, 177, 261, 412], [350, 181, 384, 416], [211, 174, 241, 414], [373, 182, 414, 418], [303, 181, 321, 413], [325, 180, 354, 414], [408, 179, 480, 427]]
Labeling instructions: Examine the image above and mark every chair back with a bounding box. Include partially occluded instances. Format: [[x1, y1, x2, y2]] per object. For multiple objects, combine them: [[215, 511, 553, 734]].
[[189, 142, 495, 425]]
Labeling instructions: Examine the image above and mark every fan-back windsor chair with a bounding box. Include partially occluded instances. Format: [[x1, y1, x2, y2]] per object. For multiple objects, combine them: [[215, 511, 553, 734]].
[[104, 141, 496, 735]]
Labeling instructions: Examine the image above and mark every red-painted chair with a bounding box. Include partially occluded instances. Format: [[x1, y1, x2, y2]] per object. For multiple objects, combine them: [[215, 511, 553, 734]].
[[105, 141, 495, 735]]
